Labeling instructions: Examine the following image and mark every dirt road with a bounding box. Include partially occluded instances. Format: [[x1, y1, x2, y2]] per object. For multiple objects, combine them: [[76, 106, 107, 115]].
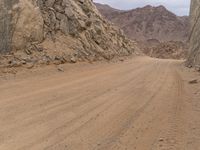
[[0, 57, 200, 150]]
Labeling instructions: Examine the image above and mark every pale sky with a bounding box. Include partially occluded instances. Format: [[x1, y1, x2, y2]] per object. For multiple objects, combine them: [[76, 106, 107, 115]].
[[94, 0, 190, 16]]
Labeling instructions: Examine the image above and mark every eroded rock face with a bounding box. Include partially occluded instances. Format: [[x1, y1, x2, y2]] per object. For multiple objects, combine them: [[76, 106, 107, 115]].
[[187, 0, 200, 67], [0, 0, 138, 66]]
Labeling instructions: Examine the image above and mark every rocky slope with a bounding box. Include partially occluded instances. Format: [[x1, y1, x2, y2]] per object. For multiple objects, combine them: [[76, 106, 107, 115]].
[[0, 0, 138, 69], [142, 41, 188, 59], [96, 3, 189, 42], [187, 0, 200, 68]]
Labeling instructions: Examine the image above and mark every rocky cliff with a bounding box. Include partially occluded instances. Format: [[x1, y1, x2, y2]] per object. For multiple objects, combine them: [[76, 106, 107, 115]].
[[187, 0, 200, 67], [0, 0, 138, 68]]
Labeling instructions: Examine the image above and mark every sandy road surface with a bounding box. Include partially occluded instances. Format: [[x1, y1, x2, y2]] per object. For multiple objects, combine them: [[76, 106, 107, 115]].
[[0, 57, 200, 150]]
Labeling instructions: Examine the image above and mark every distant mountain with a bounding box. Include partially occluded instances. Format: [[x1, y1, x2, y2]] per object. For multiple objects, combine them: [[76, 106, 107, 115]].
[[95, 3, 189, 42], [94, 3, 124, 20]]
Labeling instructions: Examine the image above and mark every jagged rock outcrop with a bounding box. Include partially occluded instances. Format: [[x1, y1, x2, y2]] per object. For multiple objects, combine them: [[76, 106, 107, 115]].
[[187, 0, 200, 67], [0, 0, 138, 68]]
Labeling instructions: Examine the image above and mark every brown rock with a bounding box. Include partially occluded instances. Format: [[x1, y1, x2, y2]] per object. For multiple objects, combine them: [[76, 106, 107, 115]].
[[57, 66, 64, 72], [70, 56, 77, 63], [189, 79, 198, 84]]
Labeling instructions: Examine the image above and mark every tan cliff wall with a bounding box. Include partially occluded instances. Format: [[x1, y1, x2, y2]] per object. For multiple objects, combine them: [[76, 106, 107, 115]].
[[187, 0, 200, 67]]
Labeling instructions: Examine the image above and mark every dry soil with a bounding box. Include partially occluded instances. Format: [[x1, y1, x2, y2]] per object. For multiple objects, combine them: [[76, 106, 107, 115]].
[[0, 57, 200, 150]]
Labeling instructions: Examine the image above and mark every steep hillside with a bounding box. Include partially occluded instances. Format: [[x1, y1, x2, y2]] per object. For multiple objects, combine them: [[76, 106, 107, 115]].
[[187, 0, 200, 67], [96, 3, 189, 42], [0, 0, 138, 69]]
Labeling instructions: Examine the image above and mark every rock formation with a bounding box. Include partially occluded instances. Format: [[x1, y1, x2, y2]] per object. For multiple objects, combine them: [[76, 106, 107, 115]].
[[187, 0, 200, 67], [0, 0, 138, 67]]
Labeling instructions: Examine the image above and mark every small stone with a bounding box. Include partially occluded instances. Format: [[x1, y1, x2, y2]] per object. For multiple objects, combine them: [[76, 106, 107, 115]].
[[119, 58, 124, 62], [20, 60, 27, 65], [195, 65, 200, 71], [159, 138, 164, 142], [189, 79, 198, 84], [57, 66, 64, 72], [9, 60, 21, 67], [25, 49, 32, 55], [79, 0, 84, 4], [70, 57, 77, 63], [26, 63, 34, 69]]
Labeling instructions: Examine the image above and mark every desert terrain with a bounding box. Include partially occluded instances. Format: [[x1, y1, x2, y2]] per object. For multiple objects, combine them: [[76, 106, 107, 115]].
[[0, 0, 200, 149], [0, 57, 200, 150]]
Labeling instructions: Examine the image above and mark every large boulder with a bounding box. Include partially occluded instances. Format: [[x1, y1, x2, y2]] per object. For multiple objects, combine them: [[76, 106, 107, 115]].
[[12, 0, 44, 50]]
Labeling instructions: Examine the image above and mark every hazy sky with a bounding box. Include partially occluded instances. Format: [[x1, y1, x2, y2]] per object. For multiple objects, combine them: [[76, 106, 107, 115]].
[[94, 0, 190, 16]]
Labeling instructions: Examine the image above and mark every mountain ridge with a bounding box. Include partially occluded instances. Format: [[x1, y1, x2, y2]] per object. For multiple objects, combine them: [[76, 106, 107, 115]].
[[95, 3, 189, 42]]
